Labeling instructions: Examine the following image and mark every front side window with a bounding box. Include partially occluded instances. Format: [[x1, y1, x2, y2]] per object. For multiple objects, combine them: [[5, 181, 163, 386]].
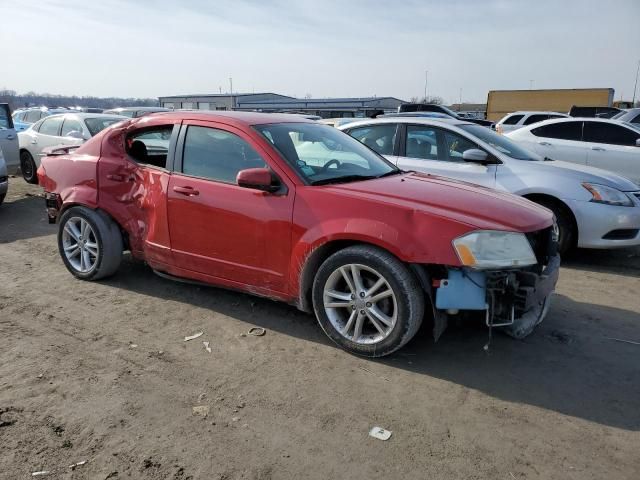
[[460, 124, 538, 160], [61, 118, 83, 137], [347, 124, 397, 155], [582, 122, 640, 146], [257, 122, 398, 185], [502, 114, 524, 125], [531, 121, 582, 141], [0, 105, 10, 129], [444, 130, 478, 161], [38, 116, 64, 136], [405, 125, 440, 160], [25, 111, 43, 123], [182, 126, 266, 183], [523, 114, 550, 125]]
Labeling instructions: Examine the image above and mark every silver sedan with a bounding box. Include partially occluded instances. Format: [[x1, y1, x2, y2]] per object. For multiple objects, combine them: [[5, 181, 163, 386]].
[[339, 117, 640, 253]]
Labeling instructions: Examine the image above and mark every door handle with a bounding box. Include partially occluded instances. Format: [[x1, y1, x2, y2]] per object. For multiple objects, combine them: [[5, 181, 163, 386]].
[[538, 141, 552, 146], [30, 140, 37, 144], [6, 134, 15, 140], [591, 146, 606, 151], [173, 185, 199, 196]]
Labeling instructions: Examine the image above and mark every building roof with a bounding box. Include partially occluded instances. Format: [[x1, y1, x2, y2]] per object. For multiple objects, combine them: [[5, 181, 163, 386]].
[[158, 92, 294, 99]]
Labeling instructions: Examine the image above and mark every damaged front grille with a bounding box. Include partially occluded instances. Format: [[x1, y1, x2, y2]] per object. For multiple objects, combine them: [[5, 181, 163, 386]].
[[525, 226, 556, 268]]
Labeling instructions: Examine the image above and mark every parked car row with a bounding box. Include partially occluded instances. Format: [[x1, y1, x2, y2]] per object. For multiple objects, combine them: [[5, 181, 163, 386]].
[[337, 117, 640, 253]]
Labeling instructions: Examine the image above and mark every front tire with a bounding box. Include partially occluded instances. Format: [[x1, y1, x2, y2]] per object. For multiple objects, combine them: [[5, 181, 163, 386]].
[[58, 206, 123, 280], [20, 150, 38, 184], [532, 199, 575, 255], [312, 245, 424, 357]]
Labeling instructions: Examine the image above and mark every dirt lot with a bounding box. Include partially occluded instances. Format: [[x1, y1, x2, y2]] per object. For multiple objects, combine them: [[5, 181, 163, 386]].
[[1, 179, 639, 480]]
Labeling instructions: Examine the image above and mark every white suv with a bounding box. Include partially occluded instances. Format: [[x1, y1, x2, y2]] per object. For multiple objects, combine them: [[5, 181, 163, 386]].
[[496, 111, 569, 134]]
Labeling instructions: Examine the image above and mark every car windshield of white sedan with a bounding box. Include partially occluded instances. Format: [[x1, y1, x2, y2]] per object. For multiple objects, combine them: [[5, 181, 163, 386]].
[[459, 124, 540, 161], [255, 123, 399, 185], [84, 117, 126, 136]]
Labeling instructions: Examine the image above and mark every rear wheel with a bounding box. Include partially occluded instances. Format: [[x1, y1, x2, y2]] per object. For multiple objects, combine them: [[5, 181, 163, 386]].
[[20, 150, 38, 184], [312, 245, 424, 357], [58, 206, 123, 280]]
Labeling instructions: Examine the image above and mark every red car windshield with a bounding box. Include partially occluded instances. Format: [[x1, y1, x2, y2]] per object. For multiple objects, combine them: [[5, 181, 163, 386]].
[[255, 122, 399, 185]]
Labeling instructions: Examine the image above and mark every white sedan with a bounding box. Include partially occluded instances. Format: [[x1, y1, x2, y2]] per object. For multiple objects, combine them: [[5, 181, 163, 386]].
[[505, 117, 640, 184], [18, 113, 125, 183]]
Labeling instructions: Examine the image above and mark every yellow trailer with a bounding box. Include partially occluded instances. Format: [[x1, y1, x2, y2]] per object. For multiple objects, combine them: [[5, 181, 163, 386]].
[[486, 88, 614, 122]]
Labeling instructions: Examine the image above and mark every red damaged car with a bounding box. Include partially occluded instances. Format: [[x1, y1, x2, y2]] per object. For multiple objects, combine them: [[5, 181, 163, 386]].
[[38, 111, 559, 357]]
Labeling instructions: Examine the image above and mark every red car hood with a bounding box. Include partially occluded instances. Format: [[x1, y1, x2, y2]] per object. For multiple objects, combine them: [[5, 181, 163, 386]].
[[324, 172, 553, 233]]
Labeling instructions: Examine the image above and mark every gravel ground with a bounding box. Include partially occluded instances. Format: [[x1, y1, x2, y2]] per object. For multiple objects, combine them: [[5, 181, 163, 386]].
[[1, 178, 639, 480]]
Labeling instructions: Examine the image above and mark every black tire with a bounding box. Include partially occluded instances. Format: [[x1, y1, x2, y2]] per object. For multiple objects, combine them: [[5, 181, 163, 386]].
[[0, 193, 5, 206], [312, 245, 424, 357], [532, 199, 575, 255], [20, 150, 38, 184], [57, 206, 123, 280]]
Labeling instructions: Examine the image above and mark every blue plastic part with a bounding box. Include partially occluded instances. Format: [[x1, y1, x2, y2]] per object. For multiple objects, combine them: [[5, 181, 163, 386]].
[[435, 269, 487, 310]]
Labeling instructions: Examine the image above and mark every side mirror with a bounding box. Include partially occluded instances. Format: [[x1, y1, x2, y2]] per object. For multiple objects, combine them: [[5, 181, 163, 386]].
[[236, 168, 278, 192], [462, 148, 489, 163], [66, 130, 84, 139]]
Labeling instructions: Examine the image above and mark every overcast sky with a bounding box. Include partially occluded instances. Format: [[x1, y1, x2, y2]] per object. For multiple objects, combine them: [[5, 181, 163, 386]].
[[1, 0, 639, 103]]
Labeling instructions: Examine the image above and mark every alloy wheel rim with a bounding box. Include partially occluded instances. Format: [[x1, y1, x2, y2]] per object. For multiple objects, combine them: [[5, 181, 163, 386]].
[[22, 156, 33, 178], [62, 217, 99, 273], [323, 263, 397, 345]]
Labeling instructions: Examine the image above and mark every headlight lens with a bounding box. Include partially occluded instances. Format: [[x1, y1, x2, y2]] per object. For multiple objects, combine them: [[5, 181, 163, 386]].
[[582, 183, 633, 207], [453, 230, 537, 269]]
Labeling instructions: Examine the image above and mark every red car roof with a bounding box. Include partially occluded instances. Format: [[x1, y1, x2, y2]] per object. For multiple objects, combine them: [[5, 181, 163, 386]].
[[143, 110, 315, 127]]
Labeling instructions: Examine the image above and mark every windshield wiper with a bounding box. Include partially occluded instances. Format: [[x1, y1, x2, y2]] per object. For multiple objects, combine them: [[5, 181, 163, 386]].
[[310, 174, 378, 186], [376, 170, 403, 178]]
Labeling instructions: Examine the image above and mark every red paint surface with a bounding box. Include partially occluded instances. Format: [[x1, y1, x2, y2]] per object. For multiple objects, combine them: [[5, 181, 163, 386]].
[[39, 111, 553, 305]]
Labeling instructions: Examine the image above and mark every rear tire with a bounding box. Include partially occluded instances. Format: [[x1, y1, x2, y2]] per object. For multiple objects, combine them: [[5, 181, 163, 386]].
[[20, 150, 38, 184], [0, 193, 5, 206], [58, 206, 123, 280], [312, 245, 424, 357], [532, 199, 575, 255]]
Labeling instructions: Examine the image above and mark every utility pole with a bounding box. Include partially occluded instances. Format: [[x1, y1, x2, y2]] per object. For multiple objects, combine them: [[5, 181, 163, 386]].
[[632, 60, 640, 106], [459, 88, 462, 108], [529, 79, 534, 90], [424, 70, 428, 102], [229, 77, 233, 95]]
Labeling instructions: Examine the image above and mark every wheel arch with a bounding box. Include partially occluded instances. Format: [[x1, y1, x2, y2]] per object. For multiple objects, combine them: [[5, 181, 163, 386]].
[[296, 239, 415, 313], [58, 203, 130, 251], [522, 193, 578, 242]]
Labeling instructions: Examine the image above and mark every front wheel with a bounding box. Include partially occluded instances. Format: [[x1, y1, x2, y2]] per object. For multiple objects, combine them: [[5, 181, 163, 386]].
[[58, 206, 123, 280], [532, 199, 575, 255], [20, 150, 38, 184], [312, 245, 424, 357]]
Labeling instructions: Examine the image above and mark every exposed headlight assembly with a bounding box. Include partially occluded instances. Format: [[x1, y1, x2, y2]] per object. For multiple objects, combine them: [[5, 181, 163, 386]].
[[582, 183, 634, 207], [453, 230, 537, 269]]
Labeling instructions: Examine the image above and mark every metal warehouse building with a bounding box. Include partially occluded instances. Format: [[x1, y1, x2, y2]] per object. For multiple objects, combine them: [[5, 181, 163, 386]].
[[158, 93, 406, 118]]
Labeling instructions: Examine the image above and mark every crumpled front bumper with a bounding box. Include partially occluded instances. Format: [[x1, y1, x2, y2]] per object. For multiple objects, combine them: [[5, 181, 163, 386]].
[[501, 254, 560, 338], [433, 254, 560, 339]]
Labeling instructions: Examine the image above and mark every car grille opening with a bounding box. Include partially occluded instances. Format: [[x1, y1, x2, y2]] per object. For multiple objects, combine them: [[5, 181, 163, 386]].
[[525, 226, 556, 266], [602, 229, 639, 240]]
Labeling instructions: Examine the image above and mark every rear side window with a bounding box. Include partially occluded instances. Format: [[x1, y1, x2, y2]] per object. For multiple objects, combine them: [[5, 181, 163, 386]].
[[531, 121, 582, 140], [347, 124, 397, 155], [38, 116, 64, 136], [523, 114, 550, 125], [631, 114, 640, 124], [582, 122, 640, 146], [182, 126, 266, 183], [502, 114, 524, 125], [127, 126, 174, 169]]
